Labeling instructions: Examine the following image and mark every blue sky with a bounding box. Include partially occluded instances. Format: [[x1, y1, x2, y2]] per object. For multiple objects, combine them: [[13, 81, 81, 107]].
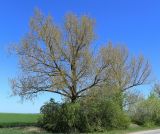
[[0, 0, 160, 113]]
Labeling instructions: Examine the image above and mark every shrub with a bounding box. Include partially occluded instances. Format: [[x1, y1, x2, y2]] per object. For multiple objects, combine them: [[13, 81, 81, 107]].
[[39, 97, 130, 133], [132, 93, 160, 126], [39, 99, 89, 133], [39, 98, 60, 125], [82, 98, 130, 131], [143, 121, 155, 128]]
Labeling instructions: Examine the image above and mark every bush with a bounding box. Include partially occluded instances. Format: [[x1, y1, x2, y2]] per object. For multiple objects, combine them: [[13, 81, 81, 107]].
[[143, 121, 155, 128], [39, 99, 89, 133], [132, 93, 160, 126], [39, 98, 60, 126], [39, 97, 130, 133], [82, 98, 130, 131]]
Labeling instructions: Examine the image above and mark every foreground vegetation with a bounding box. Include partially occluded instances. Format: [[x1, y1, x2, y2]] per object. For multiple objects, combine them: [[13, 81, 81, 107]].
[[0, 113, 40, 127], [38, 88, 160, 133], [0, 125, 159, 134], [9, 9, 160, 133]]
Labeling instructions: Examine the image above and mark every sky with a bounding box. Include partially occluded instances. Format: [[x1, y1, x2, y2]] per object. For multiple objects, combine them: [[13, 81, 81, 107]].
[[0, 0, 160, 113]]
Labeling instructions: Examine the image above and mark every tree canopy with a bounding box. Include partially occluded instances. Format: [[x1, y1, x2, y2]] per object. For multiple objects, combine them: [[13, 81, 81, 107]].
[[10, 10, 151, 102]]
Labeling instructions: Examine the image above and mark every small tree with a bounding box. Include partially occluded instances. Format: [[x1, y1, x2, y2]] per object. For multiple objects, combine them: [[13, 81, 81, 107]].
[[152, 83, 160, 98], [133, 93, 160, 126]]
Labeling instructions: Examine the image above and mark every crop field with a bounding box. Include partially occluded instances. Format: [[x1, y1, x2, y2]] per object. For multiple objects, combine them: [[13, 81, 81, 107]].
[[0, 113, 52, 134], [0, 113, 40, 127]]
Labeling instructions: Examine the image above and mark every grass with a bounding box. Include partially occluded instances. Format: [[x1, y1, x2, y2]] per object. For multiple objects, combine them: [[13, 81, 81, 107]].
[[0, 113, 41, 127], [0, 113, 50, 134], [100, 125, 160, 134]]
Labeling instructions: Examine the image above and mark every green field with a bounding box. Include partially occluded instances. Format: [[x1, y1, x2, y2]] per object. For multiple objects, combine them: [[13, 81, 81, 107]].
[[0, 113, 41, 127], [0, 113, 51, 134]]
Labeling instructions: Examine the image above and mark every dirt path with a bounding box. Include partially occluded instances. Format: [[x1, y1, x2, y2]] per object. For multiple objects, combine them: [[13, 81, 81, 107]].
[[128, 129, 160, 134]]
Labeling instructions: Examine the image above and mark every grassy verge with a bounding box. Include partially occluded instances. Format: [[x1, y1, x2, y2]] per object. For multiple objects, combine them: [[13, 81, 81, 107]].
[[0, 125, 159, 134], [1, 126, 159, 134], [101, 125, 160, 134]]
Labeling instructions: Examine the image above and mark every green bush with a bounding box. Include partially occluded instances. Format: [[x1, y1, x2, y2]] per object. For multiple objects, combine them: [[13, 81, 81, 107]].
[[132, 93, 160, 126], [39, 99, 89, 133], [82, 98, 130, 131], [39, 97, 130, 133], [55, 103, 89, 133], [39, 98, 60, 126], [143, 121, 155, 128]]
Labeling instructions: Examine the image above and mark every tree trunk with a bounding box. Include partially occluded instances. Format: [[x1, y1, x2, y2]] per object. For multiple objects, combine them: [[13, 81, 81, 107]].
[[71, 96, 77, 103]]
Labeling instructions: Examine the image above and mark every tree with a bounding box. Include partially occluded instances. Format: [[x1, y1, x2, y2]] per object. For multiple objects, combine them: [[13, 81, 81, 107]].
[[101, 44, 151, 92], [10, 10, 151, 103], [99, 44, 151, 107], [11, 10, 109, 102], [124, 90, 144, 117], [151, 83, 160, 98]]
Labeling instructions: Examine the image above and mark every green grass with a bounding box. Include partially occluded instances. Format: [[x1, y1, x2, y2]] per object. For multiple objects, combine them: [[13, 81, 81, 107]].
[[0, 113, 41, 127], [98, 125, 160, 134]]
